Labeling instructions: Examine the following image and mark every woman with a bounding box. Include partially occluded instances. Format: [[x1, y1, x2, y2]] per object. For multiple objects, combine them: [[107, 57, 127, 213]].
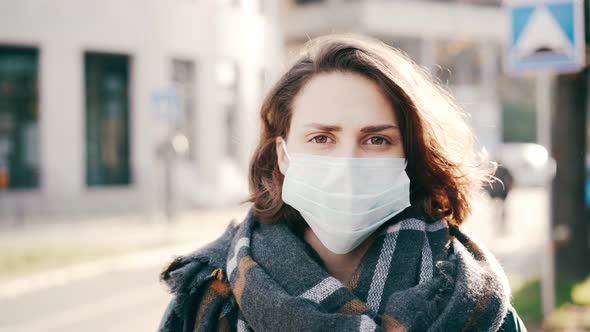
[[158, 34, 527, 331]]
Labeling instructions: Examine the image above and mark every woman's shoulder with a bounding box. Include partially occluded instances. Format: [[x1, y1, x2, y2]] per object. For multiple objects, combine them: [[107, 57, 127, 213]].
[[158, 220, 241, 332], [499, 305, 528, 332], [159, 220, 239, 291]]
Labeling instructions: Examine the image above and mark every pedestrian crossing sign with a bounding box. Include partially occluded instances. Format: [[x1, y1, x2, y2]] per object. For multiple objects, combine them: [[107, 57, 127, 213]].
[[505, 0, 585, 73]]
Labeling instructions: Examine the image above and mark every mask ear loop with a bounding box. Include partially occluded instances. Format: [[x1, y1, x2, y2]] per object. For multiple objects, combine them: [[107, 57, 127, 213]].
[[280, 137, 291, 161]]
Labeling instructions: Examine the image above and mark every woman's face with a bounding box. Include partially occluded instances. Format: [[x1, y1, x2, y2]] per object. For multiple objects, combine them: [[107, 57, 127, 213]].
[[276, 71, 405, 175]]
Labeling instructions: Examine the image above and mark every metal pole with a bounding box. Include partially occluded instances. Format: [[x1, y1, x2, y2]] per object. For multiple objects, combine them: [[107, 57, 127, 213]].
[[164, 150, 173, 223], [536, 70, 555, 316]]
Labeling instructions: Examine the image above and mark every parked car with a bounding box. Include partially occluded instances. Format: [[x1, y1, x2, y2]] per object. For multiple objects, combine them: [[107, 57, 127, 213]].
[[492, 143, 556, 187]]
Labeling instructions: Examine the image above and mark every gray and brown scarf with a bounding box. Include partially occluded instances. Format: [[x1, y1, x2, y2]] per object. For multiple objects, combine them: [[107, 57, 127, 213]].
[[159, 208, 512, 332]]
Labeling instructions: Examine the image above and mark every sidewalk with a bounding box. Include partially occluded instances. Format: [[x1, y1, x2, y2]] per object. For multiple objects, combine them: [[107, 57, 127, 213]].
[[0, 188, 546, 300], [0, 205, 250, 248], [463, 187, 548, 278], [0, 205, 250, 298]]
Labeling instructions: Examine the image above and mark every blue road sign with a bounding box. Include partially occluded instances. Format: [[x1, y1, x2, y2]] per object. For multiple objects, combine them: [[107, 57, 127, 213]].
[[505, 0, 585, 73]]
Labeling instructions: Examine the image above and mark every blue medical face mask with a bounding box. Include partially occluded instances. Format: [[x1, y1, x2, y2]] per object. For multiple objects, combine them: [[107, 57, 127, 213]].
[[279, 137, 411, 254]]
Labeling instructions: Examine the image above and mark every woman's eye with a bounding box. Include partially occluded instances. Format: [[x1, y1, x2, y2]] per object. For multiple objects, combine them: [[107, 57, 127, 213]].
[[365, 136, 390, 145], [310, 135, 331, 144]]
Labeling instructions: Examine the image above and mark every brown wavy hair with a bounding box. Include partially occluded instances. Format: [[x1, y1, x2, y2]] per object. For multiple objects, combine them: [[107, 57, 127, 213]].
[[245, 34, 493, 232]]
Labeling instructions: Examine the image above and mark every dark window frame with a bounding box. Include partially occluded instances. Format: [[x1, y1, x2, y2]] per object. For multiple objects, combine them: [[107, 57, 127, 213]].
[[84, 51, 133, 187], [0, 45, 40, 191]]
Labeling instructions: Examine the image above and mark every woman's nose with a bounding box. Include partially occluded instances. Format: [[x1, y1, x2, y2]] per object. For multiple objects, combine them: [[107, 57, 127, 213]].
[[332, 139, 363, 158]]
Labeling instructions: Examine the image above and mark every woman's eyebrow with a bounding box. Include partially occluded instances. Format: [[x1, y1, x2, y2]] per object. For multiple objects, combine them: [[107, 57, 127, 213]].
[[360, 124, 398, 133], [304, 123, 342, 132], [304, 123, 399, 132]]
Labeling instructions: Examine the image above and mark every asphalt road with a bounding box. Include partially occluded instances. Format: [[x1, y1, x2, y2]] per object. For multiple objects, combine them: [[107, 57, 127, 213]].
[[0, 264, 172, 332]]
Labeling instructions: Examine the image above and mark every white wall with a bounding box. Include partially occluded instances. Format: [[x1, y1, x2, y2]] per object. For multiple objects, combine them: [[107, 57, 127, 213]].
[[283, 0, 506, 42], [282, 0, 504, 154], [0, 0, 284, 219]]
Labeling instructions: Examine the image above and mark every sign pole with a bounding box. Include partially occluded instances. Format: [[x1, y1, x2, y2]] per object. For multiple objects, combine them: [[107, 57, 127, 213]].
[[506, 0, 585, 318], [536, 70, 555, 316]]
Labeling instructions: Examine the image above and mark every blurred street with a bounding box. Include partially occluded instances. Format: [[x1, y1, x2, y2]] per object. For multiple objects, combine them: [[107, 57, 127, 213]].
[[0, 263, 169, 332], [0, 207, 249, 332], [0, 1, 588, 330], [0, 188, 546, 332], [466, 187, 548, 278]]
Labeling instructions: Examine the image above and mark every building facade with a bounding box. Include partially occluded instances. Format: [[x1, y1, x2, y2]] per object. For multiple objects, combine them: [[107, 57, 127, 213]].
[[0, 0, 538, 222], [0, 0, 284, 221], [281, 0, 536, 154]]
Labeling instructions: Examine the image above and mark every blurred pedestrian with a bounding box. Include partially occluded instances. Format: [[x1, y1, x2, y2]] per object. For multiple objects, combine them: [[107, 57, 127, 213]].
[[158, 34, 526, 332], [484, 163, 514, 235]]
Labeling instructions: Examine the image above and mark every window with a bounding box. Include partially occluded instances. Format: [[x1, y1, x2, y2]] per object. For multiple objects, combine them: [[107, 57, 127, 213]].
[[295, 0, 324, 5], [85, 52, 131, 186], [435, 40, 481, 86], [172, 59, 196, 160], [216, 61, 240, 161], [0, 46, 39, 190], [218, 0, 240, 7], [497, 75, 536, 143], [382, 37, 422, 65]]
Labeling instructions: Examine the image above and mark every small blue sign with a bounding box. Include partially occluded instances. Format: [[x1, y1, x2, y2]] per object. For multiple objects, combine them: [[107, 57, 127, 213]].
[[506, 0, 585, 73], [152, 86, 182, 126]]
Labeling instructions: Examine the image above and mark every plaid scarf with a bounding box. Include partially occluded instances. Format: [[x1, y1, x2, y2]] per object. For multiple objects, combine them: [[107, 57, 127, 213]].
[[159, 208, 511, 332]]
